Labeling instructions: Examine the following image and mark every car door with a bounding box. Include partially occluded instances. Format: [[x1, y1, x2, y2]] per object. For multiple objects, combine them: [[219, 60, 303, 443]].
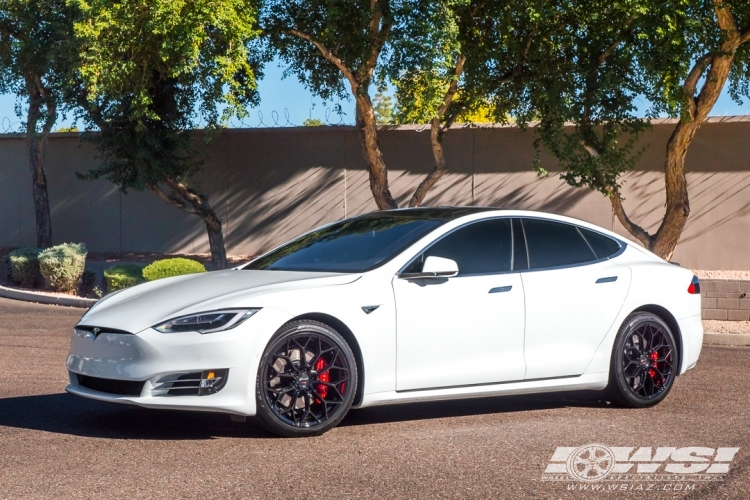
[[518, 218, 631, 380], [393, 218, 526, 391]]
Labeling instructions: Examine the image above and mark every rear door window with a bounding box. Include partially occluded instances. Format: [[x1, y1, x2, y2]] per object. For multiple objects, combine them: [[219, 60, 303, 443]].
[[521, 218, 597, 269]]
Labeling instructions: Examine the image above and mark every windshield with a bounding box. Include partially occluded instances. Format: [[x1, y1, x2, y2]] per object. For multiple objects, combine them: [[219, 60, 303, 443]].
[[244, 215, 447, 272]]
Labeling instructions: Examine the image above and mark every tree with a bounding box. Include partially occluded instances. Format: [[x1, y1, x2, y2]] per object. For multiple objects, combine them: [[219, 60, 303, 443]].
[[263, 0, 399, 209], [68, 0, 261, 270], [372, 88, 394, 124], [392, 0, 538, 207], [264, 0, 473, 209], [515, 0, 750, 260], [0, 0, 74, 248]]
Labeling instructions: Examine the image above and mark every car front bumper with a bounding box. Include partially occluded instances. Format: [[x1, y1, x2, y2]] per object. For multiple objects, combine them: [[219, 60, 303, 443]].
[[65, 308, 292, 416]]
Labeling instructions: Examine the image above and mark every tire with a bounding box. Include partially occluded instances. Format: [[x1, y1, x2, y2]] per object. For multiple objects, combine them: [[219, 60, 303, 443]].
[[605, 312, 679, 408], [255, 320, 358, 437]]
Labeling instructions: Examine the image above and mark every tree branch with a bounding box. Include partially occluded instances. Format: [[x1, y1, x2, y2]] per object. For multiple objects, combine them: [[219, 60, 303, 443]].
[[437, 54, 466, 132], [607, 189, 653, 248], [148, 182, 201, 216], [286, 28, 357, 88], [684, 53, 713, 97], [363, 3, 391, 80], [713, 0, 740, 36]]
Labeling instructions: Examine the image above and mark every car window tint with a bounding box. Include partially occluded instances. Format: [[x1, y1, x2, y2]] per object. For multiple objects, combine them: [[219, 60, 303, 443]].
[[579, 227, 621, 259], [512, 218, 528, 270], [246, 216, 446, 272], [413, 219, 513, 275], [521, 219, 597, 269]]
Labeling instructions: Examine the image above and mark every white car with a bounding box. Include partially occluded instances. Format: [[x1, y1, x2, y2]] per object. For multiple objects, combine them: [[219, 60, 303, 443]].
[[66, 208, 703, 437]]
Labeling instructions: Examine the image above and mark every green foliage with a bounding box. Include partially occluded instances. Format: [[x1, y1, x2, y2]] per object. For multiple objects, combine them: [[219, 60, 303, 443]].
[[262, 0, 456, 101], [391, 0, 539, 126], [7, 247, 43, 288], [103, 264, 145, 293], [142, 258, 207, 282], [508, 0, 750, 197], [0, 0, 73, 128], [38, 243, 87, 293], [70, 0, 262, 193], [302, 118, 324, 126]]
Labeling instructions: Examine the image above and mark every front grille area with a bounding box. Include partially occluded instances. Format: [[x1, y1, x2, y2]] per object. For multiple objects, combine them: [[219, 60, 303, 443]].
[[76, 374, 144, 396]]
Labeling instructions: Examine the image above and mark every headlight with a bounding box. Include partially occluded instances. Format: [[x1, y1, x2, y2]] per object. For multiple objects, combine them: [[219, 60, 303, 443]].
[[154, 309, 260, 334]]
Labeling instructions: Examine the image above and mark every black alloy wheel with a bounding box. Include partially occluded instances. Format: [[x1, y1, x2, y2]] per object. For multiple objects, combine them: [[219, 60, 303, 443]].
[[606, 312, 679, 408], [255, 320, 357, 437]]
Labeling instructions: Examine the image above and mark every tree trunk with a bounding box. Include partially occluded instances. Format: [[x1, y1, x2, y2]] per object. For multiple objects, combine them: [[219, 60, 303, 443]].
[[203, 211, 228, 271], [649, 122, 696, 260], [410, 117, 448, 207], [24, 81, 55, 249], [355, 94, 398, 210], [150, 180, 228, 270], [28, 134, 53, 249]]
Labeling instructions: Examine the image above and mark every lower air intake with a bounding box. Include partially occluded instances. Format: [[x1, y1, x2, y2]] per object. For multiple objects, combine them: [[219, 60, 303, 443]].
[[76, 374, 144, 396]]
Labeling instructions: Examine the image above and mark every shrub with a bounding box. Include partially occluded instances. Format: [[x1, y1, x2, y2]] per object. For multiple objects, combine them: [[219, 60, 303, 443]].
[[104, 264, 145, 293], [7, 248, 44, 288], [79, 269, 100, 297], [38, 243, 87, 293], [142, 258, 206, 282]]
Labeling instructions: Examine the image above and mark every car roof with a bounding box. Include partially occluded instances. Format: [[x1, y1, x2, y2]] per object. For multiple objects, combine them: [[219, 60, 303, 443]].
[[364, 206, 498, 220]]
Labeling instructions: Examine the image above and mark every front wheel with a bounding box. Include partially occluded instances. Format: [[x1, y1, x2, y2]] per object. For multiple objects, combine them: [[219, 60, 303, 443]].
[[605, 312, 679, 408], [255, 320, 357, 437]]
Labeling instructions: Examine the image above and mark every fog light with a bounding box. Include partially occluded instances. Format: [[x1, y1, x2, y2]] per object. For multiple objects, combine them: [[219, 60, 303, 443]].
[[198, 369, 228, 396]]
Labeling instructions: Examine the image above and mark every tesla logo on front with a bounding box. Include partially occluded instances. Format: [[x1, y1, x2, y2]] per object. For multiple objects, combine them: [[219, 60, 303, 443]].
[[87, 328, 101, 340]]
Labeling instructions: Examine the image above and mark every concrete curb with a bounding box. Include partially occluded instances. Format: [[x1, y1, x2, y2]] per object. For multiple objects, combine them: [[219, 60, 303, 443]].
[[703, 333, 750, 346], [0, 284, 96, 308]]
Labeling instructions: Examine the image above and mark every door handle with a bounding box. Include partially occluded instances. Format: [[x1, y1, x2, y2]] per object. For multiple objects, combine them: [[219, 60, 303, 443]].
[[596, 276, 618, 284], [489, 286, 512, 293]]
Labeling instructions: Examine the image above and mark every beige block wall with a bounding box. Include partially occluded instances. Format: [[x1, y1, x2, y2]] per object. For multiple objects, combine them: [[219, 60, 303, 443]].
[[1, 119, 749, 269]]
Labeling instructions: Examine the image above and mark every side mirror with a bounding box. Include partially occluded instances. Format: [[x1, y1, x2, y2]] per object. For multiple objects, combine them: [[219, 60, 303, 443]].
[[399, 256, 459, 279]]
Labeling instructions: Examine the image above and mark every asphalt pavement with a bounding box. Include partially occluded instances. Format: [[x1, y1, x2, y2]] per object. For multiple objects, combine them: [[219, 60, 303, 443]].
[[0, 297, 747, 499]]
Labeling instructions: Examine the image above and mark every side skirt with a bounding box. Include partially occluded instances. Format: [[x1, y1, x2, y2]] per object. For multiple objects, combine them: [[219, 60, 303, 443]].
[[357, 372, 609, 409]]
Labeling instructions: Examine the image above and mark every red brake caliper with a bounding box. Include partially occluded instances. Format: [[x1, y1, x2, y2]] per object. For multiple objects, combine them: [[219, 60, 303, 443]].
[[648, 351, 659, 383], [315, 357, 329, 400]]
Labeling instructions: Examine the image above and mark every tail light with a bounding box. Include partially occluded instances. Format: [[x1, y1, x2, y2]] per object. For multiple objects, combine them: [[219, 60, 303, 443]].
[[687, 275, 701, 294]]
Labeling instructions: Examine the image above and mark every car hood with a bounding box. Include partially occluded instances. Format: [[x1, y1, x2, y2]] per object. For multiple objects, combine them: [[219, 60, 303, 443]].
[[79, 270, 359, 333]]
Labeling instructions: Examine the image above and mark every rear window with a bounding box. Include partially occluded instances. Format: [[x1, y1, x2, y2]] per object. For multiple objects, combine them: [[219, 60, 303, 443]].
[[245, 215, 446, 272], [579, 227, 622, 259], [521, 218, 597, 269]]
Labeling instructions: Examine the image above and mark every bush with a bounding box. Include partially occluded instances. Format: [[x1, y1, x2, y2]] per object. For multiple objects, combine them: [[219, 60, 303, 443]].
[[38, 243, 87, 293], [6, 248, 44, 288], [104, 264, 145, 293], [142, 258, 206, 282]]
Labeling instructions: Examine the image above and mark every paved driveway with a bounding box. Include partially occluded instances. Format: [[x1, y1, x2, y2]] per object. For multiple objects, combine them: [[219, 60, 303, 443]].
[[0, 297, 747, 499]]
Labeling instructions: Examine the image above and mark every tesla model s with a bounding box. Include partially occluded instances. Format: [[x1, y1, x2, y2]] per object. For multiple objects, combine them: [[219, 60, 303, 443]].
[[66, 208, 703, 437]]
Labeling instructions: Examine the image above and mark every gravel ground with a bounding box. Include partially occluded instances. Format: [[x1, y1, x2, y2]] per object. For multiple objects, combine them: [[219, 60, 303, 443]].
[[703, 320, 750, 334], [693, 270, 750, 280], [0, 297, 748, 499]]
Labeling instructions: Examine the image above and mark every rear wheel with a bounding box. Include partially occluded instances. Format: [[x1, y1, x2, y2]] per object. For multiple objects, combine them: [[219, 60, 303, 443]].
[[606, 312, 678, 408], [255, 320, 357, 437]]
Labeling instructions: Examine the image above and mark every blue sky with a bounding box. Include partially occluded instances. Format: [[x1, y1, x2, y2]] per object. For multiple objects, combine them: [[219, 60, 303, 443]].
[[0, 58, 747, 131]]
